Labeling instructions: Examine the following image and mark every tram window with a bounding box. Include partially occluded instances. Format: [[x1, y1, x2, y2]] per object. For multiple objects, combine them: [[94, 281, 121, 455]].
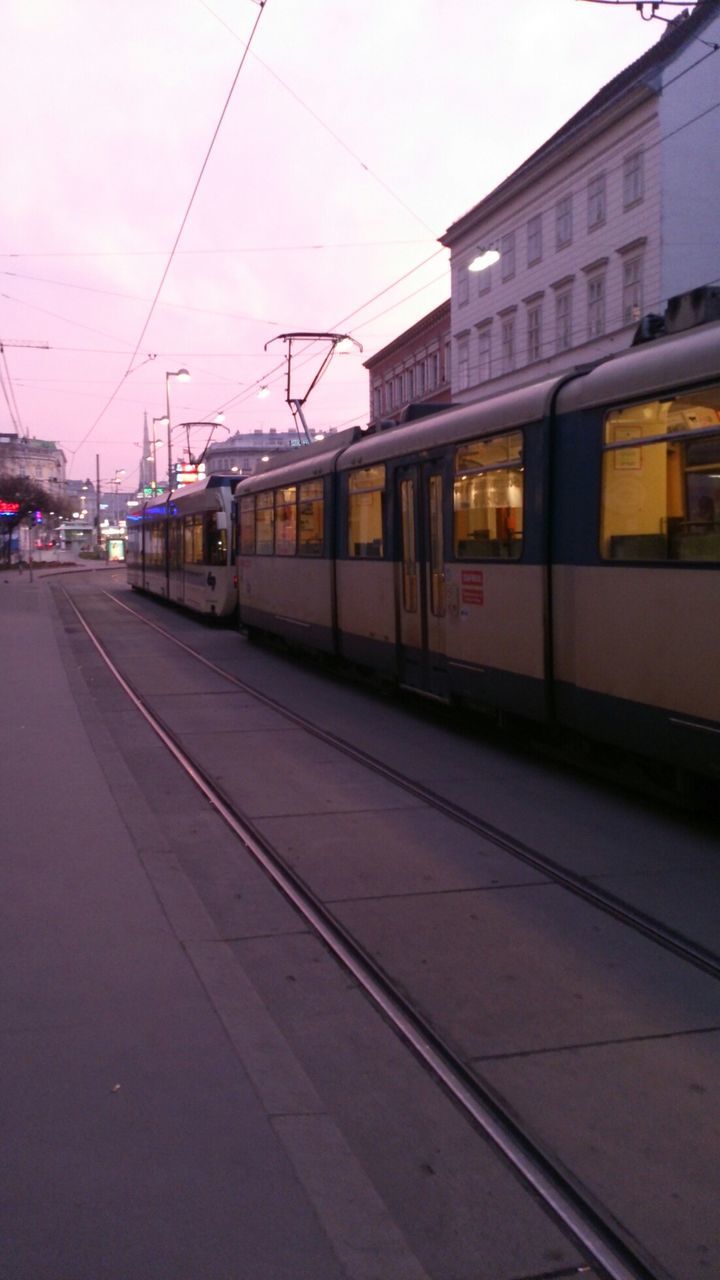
[[298, 479, 324, 556], [275, 486, 297, 556], [454, 430, 523, 559], [255, 491, 274, 555], [184, 514, 204, 564], [428, 474, 446, 616], [239, 496, 255, 554], [169, 518, 182, 569], [400, 479, 417, 611], [205, 513, 227, 566], [601, 386, 720, 561], [348, 465, 385, 558], [148, 519, 166, 566]]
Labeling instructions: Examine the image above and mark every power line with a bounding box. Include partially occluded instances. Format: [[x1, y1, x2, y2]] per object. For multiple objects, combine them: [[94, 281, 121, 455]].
[[69, 0, 270, 463], [201, 249, 448, 418], [0, 355, 22, 434], [0, 269, 282, 326], [0, 239, 434, 261], [195, 0, 438, 236]]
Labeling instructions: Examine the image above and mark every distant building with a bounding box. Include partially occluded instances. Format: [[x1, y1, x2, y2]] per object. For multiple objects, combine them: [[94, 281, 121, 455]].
[[440, 0, 720, 401], [364, 300, 452, 427], [204, 427, 339, 476], [0, 433, 66, 490]]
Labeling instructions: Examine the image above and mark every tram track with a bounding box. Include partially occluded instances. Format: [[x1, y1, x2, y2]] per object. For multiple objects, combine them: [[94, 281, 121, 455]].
[[60, 583, 675, 1280], [100, 589, 720, 985]]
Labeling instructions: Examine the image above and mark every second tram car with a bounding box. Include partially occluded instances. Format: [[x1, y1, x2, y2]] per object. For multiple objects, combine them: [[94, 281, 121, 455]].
[[127, 475, 238, 617]]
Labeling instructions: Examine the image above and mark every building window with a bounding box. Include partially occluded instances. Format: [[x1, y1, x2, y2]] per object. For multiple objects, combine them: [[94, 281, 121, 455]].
[[588, 173, 606, 230], [501, 231, 515, 281], [527, 215, 542, 266], [431, 351, 441, 389], [443, 341, 451, 383], [527, 302, 543, 362], [501, 315, 515, 374], [384, 382, 393, 412], [477, 328, 491, 383], [457, 266, 469, 306], [556, 195, 573, 249], [477, 263, 491, 296], [416, 360, 426, 396], [457, 338, 470, 390], [555, 287, 573, 353], [622, 255, 644, 324], [373, 386, 382, 418], [404, 369, 414, 402], [623, 149, 644, 209], [588, 273, 606, 338], [394, 374, 403, 405]]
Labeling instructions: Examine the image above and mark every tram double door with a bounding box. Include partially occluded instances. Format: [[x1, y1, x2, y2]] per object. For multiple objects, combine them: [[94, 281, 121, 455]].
[[396, 461, 449, 699]]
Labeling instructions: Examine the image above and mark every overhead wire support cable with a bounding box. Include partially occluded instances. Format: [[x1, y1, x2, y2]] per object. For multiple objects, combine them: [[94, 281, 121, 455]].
[[196, 0, 437, 235]]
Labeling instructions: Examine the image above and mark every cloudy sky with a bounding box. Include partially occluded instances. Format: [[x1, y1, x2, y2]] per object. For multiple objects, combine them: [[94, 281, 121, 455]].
[[1, 0, 663, 486]]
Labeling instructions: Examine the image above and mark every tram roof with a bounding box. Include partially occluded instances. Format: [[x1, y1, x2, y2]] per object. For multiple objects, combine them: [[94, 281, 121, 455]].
[[556, 318, 720, 416], [336, 375, 567, 470]]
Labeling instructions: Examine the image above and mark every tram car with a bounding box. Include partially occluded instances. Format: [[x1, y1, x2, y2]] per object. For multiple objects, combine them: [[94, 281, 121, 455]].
[[236, 310, 720, 781], [127, 474, 238, 617]]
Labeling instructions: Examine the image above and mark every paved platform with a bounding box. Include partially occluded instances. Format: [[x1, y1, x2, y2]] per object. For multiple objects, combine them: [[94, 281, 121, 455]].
[[0, 570, 391, 1280], [1, 568, 610, 1280]]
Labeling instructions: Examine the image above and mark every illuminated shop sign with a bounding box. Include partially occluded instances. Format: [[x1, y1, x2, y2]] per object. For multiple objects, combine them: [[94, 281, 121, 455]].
[[0, 502, 20, 518]]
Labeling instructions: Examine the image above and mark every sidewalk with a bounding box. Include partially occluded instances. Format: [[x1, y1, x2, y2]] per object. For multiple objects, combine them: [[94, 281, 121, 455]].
[[0, 572, 353, 1280]]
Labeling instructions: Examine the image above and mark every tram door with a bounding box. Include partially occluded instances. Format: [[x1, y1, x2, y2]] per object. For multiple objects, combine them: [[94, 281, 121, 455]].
[[397, 462, 449, 698]]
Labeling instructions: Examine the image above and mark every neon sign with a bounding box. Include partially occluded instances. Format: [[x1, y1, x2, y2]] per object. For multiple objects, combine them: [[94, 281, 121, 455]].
[[0, 502, 20, 518]]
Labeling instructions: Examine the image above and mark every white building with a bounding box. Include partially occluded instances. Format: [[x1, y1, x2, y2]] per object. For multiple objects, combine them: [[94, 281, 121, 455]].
[[440, 0, 720, 401]]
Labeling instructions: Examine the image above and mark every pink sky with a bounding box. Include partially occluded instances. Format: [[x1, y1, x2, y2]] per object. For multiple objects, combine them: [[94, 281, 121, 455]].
[[1, 0, 662, 486]]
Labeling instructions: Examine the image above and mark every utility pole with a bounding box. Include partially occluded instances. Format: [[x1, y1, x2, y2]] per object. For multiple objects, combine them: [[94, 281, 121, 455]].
[[95, 454, 101, 554]]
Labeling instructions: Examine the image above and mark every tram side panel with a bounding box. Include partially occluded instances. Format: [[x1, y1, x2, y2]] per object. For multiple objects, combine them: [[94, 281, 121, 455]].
[[236, 477, 337, 652], [551, 380, 720, 777], [332, 421, 552, 715], [441, 421, 549, 721]]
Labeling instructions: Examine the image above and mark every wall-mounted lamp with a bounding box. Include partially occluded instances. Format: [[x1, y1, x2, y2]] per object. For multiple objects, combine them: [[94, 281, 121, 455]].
[[258, 386, 270, 400], [468, 247, 500, 273]]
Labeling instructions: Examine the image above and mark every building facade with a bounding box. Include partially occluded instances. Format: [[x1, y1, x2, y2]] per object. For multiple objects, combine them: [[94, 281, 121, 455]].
[[364, 300, 452, 426], [0, 433, 66, 489], [440, 1, 720, 402], [204, 427, 340, 476]]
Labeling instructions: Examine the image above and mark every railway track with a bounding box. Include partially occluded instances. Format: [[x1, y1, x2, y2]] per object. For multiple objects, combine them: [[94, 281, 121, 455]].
[[104, 589, 720, 983], [57, 580, 720, 1280]]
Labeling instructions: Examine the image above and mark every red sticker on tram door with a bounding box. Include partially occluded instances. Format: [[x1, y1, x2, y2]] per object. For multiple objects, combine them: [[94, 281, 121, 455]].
[[461, 569, 484, 605]]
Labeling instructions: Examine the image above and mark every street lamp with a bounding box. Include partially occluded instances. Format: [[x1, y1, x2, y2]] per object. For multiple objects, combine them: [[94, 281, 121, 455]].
[[468, 246, 500, 273], [165, 368, 190, 493], [151, 416, 168, 493]]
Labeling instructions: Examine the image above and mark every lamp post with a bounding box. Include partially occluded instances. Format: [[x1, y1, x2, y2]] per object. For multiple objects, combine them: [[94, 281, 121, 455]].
[[151, 417, 167, 493], [165, 369, 190, 493]]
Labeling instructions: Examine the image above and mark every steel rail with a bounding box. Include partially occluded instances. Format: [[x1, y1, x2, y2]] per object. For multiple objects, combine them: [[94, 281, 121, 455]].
[[104, 589, 720, 984]]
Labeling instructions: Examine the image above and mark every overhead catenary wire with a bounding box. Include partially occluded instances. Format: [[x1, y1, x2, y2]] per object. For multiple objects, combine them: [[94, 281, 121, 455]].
[[0, 352, 23, 434], [0, 239, 434, 261], [68, 0, 270, 464], [195, 0, 438, 236], [200, 247, 449, 419]]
